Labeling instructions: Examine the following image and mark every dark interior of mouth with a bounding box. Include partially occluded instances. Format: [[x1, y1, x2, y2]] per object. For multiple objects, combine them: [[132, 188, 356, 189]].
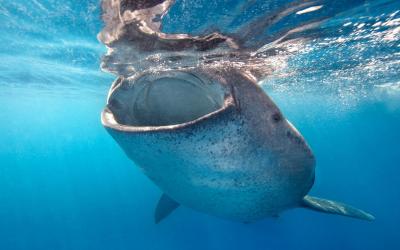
[[108, 73, 226, 126]]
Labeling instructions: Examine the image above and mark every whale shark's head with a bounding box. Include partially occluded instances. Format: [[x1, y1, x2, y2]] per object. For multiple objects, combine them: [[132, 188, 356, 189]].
[[103, 70, 234, 130], [102, 68, 315, 179]]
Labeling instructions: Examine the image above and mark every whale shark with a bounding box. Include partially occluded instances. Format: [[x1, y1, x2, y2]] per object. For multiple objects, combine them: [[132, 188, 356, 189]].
[[101, 67, 374, 223]]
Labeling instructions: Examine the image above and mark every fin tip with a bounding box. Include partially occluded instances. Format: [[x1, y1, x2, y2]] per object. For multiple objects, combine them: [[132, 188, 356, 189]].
[[302, 195, 375, 222]]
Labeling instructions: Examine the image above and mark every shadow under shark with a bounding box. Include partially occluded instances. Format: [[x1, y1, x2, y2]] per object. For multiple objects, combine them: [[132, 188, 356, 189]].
[[101, 68, 374, 223]]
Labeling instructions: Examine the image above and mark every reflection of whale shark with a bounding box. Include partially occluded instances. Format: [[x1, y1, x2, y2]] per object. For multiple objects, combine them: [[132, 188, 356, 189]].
[[101, 68, 374, 223]]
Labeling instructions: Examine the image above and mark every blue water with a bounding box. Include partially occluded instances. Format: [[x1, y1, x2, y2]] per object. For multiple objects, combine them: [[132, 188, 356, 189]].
[[1, 0, 400, 249]]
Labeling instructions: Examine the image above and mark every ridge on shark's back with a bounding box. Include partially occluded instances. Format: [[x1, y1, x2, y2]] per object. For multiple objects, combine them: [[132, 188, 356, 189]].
[[101, 68, 374, 223]]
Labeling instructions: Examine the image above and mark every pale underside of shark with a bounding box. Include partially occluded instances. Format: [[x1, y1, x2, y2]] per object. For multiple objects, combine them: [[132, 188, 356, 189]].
[[101, 68, 374, 223]]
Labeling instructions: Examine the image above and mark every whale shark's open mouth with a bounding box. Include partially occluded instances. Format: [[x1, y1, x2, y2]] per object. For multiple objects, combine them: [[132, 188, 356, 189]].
[[102, 71, 232, 130]]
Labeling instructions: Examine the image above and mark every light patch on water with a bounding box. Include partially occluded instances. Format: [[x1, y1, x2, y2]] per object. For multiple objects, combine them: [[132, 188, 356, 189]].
[[296, 5, 323, 15], [260, 5, 400, 115], [373, 82, 400, 111], [375, 82, 400, 92], [31, 0, 49, 13]]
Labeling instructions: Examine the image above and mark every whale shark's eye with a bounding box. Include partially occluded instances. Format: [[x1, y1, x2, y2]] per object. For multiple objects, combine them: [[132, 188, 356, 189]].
[[271, 112, 282, 122]]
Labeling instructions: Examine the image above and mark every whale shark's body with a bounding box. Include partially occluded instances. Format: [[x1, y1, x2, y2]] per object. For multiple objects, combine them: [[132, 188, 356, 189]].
[[101, 68, 374, 223]]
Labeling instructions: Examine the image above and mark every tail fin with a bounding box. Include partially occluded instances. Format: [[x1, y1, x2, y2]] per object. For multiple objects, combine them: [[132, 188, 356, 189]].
[[301, 195, 375, 221]]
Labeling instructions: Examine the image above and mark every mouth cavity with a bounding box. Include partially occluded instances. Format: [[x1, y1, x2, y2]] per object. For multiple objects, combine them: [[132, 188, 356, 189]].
[[105, 71, 228, 127]]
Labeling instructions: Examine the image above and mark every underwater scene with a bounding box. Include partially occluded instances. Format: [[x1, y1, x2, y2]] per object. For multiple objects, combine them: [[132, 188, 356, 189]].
[[0, 0, 400, 249]]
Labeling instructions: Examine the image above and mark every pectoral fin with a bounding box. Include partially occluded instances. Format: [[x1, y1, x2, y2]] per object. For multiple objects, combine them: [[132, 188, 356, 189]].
[[301, 195, 375, 221], [155, 193, 180, 224]]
